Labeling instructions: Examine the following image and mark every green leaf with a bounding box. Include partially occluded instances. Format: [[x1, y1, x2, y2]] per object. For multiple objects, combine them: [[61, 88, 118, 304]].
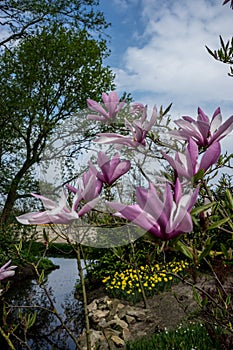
[[162, 102, 172, 117], [226, 294, 231, 307], [15, 239, 23, 254], [192, 286, 202, 307], [207, 217, 230, 230], [226, 189, 233, 210], [191, 201, 215, 216], [205, 45, 218, 59], [220, 35, 226, 50], [198, 241, 215, 263], [175, 241, 193, 260], [27, 312, 37, 329], [38, 270, 45, 285], [193, 169, 205, 183], [43, 228, 49, 243], [220, 243, 229, 260]]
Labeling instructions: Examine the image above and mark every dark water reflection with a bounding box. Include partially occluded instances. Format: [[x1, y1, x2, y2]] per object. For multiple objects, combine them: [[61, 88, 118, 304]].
[[2, 258, 85, 350]]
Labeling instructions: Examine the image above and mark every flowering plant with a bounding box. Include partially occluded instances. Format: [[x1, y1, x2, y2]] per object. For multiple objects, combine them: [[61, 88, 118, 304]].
[[13, 90, 233, 350], [16, 91, 233, 245]]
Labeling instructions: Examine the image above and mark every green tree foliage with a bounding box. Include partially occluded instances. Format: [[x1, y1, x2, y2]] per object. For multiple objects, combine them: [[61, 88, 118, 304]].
[[206, 2, 233, 76], [0, 23, 115, 224], [206, 35, 233, 77], [0, 0, 108, 47]]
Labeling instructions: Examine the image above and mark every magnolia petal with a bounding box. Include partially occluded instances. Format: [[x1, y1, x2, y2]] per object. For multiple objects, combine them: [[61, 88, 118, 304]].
[[210, 107, 222, 134], [31, 193, 56, 210], [163, 182, 173, 220], [87, 114, 108, 122], [97, 151, 111, 168], [197, 107, 210, 123], [87, 99, 109, 119], [109, 160, 131, 185], [0, 269, 16, 280], [199, 141, 221, 171], [196, 120, 209, 144], [161, 151, 183, 175], [109, 202, 162, 237], [102, 91, 119, 116], [78, 197, 100, 217], [187, 138, 198, 174], [16, 211, 51, 225], [174, 178, 182, 203], [175, 212, 193, 233], [137, 184, 164, 216], [210, 115, 233, 144], [176, 152, 193, 178], [145, 105, 157, 131], [187, 185, 200, 212], [173, 120, 205, 145], [182, 116, 195, 123], [95, 133, 137, 147], [66, 184, 78, 194]]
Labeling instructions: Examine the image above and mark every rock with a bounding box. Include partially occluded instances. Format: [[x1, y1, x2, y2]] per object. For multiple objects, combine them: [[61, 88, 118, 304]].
[[125, 315, 135, 324], [105, 316, 128, 331], [91, 309, 109, 323], [126, 309, 147, 320], [87, 299, 98, 313], [122, 327, 131, 341], [111, 334, 125, 346], [78, 329, 106, 350], [117, 305, 130, 319], [80, 296, 150, 349]]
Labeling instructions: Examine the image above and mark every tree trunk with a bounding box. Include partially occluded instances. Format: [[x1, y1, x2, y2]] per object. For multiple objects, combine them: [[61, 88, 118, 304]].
[[0, 160, 33, 225]]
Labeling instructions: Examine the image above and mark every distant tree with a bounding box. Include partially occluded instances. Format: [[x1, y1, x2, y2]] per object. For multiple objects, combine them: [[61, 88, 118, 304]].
[[0, 25, 115, 224], [0, 0, 108, 47]]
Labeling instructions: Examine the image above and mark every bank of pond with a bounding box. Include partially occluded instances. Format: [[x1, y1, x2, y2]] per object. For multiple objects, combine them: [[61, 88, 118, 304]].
[[0, 257, 84, 350]]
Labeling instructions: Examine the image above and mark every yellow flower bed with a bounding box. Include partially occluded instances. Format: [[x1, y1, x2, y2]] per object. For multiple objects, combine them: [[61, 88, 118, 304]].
[[102, 260, 189, 302]]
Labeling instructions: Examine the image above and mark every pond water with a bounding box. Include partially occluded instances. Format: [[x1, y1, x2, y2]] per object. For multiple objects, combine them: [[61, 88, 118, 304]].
[[2, 258, 85, 350]]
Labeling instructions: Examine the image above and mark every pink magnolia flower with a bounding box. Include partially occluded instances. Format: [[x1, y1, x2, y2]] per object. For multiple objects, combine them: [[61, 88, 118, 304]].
[[170, 107, 233, 147], [16, 191, 79, 224], [108, 179, 199, 240], [89, 152, 131, 186], [66, 168, 102, 217], [161, 138, 221, 181], [0, 260, 17, 281], [223, 0, 233, 9], [87, 91, 125, 122], [66, 168, 102, 202], [95, 105, 157, 148], [130, 102, 145, 116]]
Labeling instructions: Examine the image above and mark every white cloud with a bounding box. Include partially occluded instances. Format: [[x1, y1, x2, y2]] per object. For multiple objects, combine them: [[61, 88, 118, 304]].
[[112, 0, 140, 11], [112, 0, 233, 117]]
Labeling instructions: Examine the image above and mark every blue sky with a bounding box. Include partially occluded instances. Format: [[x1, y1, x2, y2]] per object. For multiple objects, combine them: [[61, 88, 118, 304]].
[[99, 0, 233, 154]]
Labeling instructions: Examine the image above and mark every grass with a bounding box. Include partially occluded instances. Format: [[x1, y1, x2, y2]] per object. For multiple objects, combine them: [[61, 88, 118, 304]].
[[125, 322, 221, 350]]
